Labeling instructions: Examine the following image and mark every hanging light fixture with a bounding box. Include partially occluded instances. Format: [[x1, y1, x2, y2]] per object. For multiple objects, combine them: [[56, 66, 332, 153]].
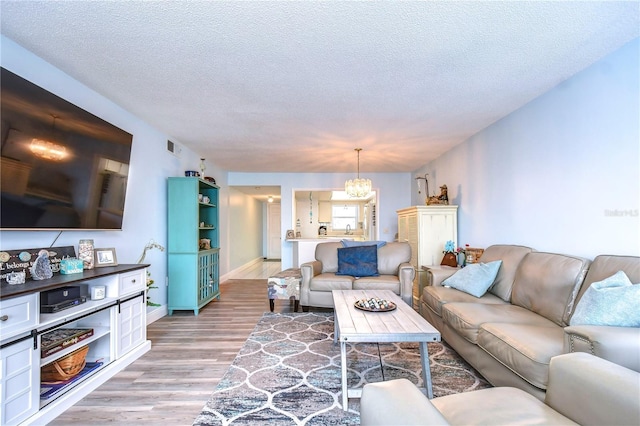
[[267, 195, 274, 203], [345, 148, 372, 198], [30, 114, 68, 161]]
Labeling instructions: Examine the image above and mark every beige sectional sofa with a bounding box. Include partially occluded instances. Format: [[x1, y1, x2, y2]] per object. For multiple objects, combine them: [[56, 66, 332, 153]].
[[299, 241, 415, 311], [420, 244, 640, 400], [361, 352, 640, 426]]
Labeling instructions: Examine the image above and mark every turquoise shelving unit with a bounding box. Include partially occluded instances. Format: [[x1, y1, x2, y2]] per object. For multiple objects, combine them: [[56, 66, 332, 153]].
[[167, 177, 220, 315]]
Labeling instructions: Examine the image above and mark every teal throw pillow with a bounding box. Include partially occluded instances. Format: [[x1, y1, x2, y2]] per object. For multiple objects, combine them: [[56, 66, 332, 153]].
[[336, 245, 379, 278], [442, 260, 503, 298], [570, 271, 640, 327]]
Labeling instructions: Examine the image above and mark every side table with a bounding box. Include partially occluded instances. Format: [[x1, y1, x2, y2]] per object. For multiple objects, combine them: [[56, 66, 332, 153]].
[[267, 268, 301, 312]]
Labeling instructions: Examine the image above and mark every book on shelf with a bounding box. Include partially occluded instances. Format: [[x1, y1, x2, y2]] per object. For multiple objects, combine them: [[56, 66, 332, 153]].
[[40, 328, 94, 358]]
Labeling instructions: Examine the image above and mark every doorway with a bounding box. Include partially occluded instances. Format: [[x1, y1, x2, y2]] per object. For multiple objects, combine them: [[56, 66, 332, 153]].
[[267, 203, 281, 259]]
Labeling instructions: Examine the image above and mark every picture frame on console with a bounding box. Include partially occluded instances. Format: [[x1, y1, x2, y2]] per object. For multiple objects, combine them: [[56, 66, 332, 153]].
[[94, 248, 118, 267]]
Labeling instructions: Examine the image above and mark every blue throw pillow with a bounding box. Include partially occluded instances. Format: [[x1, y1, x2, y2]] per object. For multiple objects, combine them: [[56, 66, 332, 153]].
[[336, 245, 379, 277], [442, 260, 503, 298], [570, 271, 640, 327], [341, 239, 387, 249]]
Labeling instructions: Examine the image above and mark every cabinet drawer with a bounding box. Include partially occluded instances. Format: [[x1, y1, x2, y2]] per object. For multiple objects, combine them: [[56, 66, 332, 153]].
[[119, 269, 146, 296], [0, 294, 37, 341]]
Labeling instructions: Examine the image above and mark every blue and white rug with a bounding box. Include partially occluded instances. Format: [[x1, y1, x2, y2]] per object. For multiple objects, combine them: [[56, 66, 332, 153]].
[[193, 312, 489, 425]]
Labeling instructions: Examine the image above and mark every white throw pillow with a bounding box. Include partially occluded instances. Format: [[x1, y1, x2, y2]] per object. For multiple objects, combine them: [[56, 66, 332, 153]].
[[442, 260, 502, 298], [570, 271, 640, 327]]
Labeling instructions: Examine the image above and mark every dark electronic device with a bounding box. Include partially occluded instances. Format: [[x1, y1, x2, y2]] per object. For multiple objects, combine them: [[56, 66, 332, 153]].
[[40, 285, 88, 313]]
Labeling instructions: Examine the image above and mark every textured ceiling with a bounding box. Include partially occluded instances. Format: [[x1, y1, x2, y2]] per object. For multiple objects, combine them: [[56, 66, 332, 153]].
[[1, 1, 638, 173]]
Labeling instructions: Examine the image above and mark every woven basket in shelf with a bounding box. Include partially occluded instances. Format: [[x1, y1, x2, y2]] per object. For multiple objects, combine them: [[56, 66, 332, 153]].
[[41, 345, 89, 382]]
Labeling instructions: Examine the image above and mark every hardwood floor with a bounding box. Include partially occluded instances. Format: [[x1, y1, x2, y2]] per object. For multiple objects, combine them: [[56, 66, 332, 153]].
[[50, 260, 301, 425]]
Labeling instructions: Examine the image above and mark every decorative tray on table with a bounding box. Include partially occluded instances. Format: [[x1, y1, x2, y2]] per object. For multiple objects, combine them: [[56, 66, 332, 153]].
[[354, 298, 397, 312]]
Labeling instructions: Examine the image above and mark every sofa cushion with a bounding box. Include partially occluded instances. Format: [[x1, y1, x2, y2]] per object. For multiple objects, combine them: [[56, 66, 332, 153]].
[[442, 260, 502, 297], [478, 323, 565, 389], [442, 303, 556, 344], [336, 245, 379, 277], [574, 254, 640, 307], [479, 245, 534, 301], [315, 242, 342, 273], [511, 252, 590, 326], [341, 239, 387, 248], [422, 286, 506, 318], [569, 271, 640, 327], [353, 275, 401, 294], [377, 242, 411, 275], [309, 273, 353, 292]]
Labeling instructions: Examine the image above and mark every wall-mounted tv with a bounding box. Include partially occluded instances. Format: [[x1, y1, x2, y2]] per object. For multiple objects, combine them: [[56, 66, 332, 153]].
[[1, 68, 133, 230]]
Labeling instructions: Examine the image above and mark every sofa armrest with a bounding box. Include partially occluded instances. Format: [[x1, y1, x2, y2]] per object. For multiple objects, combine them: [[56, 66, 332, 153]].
[[423, 265, 458, 287], [360, 378, 450, 426], [300, 260, 322, 306], [398, 262, 416, 307], [563, 325, 640, 372], [546, 352, 640, 426]]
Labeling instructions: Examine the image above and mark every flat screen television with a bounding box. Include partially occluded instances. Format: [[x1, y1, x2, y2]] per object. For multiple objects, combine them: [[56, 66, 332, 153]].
[[1, 68, 133, 230]]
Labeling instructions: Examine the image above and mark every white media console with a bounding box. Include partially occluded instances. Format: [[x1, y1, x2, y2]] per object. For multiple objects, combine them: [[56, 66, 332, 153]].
[[0, 264, 151, 425]]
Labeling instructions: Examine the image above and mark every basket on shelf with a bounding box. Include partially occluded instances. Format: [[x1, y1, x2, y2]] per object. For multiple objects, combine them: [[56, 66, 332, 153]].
[[41, 345, 89, 382]]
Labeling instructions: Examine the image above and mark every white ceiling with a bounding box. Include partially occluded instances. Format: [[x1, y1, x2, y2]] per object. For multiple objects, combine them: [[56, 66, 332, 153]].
[[1, 1, 638, 174]]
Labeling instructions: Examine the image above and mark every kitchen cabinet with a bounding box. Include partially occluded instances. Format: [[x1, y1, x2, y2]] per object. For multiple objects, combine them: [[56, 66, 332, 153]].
[[318, 202, 331, 223], [397, 205, 458, 309], [167, 177, 220, 315], [0, 265, 150, 426]]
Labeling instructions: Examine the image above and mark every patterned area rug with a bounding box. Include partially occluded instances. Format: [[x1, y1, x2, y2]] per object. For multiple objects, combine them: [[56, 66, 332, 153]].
[[193, 312, 490, 425]]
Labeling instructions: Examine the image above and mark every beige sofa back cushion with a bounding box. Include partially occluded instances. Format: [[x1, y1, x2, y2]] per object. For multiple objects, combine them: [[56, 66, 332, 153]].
[[574, 254, 640, 306], [479, 245, 534, 302], [316, 242, 342, 273], [511, 252, 590, 326], [377, 242, 411, 275]]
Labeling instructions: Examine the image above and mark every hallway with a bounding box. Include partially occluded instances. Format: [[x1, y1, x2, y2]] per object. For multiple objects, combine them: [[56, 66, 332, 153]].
[[229, 258, 282, 280]]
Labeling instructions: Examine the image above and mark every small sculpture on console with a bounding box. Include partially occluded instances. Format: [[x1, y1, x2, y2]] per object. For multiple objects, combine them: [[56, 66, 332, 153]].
[[427, 185, 449, 205], [30, 249, 53, 280]]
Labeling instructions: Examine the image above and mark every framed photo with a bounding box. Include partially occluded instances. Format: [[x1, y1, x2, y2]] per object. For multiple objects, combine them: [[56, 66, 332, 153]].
[[94, 248, 118, 267], [286, 229, 295, 239]]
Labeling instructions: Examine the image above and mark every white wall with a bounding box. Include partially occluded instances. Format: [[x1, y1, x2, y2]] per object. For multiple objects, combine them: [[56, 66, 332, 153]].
[[412, 38, 640, 259], [228, 172, 412, 269], [0, 35, 211, 314]]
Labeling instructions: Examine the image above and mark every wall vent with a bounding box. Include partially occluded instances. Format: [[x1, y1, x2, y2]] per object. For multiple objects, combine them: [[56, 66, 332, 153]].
[[167, 140, 182, 157]]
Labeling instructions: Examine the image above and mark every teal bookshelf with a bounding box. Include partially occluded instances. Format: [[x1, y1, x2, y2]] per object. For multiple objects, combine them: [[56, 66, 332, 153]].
[[167, 177, 220, 315]]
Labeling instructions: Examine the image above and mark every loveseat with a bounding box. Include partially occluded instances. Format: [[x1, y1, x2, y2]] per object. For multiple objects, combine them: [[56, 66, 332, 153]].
[[420, 244, 640, 400], [360, 352, 640, 426], [299, 241, 414, 311]]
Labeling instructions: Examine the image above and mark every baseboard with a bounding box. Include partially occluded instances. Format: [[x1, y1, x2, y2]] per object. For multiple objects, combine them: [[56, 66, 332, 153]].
[[221, 256, 264, 282], [146, 305, 168, 324]]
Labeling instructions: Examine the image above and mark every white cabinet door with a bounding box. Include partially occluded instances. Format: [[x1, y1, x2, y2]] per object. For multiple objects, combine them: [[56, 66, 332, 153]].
[[116, 294, 146, 358], [0, 337, 38, 426]]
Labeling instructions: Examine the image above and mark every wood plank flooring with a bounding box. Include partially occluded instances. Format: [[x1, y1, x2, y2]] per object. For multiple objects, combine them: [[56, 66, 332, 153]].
[[50, 261, 303, 425]]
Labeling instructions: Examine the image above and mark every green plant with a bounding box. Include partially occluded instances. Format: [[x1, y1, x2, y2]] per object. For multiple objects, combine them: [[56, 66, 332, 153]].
[[146, 271, 160, 307]]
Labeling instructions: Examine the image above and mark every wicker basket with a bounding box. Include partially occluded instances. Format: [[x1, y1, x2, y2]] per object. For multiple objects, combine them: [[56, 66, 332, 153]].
[[41, 345, 89, 382]]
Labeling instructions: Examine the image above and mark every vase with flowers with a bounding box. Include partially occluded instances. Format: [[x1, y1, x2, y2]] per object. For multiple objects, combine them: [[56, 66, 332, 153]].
[[456, 247, 466, 267], [441, 240, 458, 267]]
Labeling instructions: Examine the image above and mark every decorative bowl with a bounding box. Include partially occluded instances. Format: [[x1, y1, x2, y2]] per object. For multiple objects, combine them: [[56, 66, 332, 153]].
[[184, 170, 199, 177]]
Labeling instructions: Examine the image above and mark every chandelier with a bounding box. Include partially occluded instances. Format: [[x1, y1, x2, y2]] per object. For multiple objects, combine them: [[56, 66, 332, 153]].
[[30, 115, 68, 161], [345, 148, 372, 198]]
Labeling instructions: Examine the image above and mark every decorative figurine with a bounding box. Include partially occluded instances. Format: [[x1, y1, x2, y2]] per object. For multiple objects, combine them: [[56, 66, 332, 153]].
[[427, 185, 449, 205], [6, 270, 26, 285], [30, 249, 53, 280]]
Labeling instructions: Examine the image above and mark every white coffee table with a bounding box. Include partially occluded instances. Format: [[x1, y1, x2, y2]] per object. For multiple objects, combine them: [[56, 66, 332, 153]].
[[332, 289, 441, 410]]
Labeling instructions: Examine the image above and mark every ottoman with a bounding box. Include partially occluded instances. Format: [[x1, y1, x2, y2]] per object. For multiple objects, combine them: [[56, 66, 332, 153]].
[[267, 268, 301, 312]]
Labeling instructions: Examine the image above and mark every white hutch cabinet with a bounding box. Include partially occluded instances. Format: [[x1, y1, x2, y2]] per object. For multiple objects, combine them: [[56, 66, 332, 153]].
[[397, 205, 458, 308]]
